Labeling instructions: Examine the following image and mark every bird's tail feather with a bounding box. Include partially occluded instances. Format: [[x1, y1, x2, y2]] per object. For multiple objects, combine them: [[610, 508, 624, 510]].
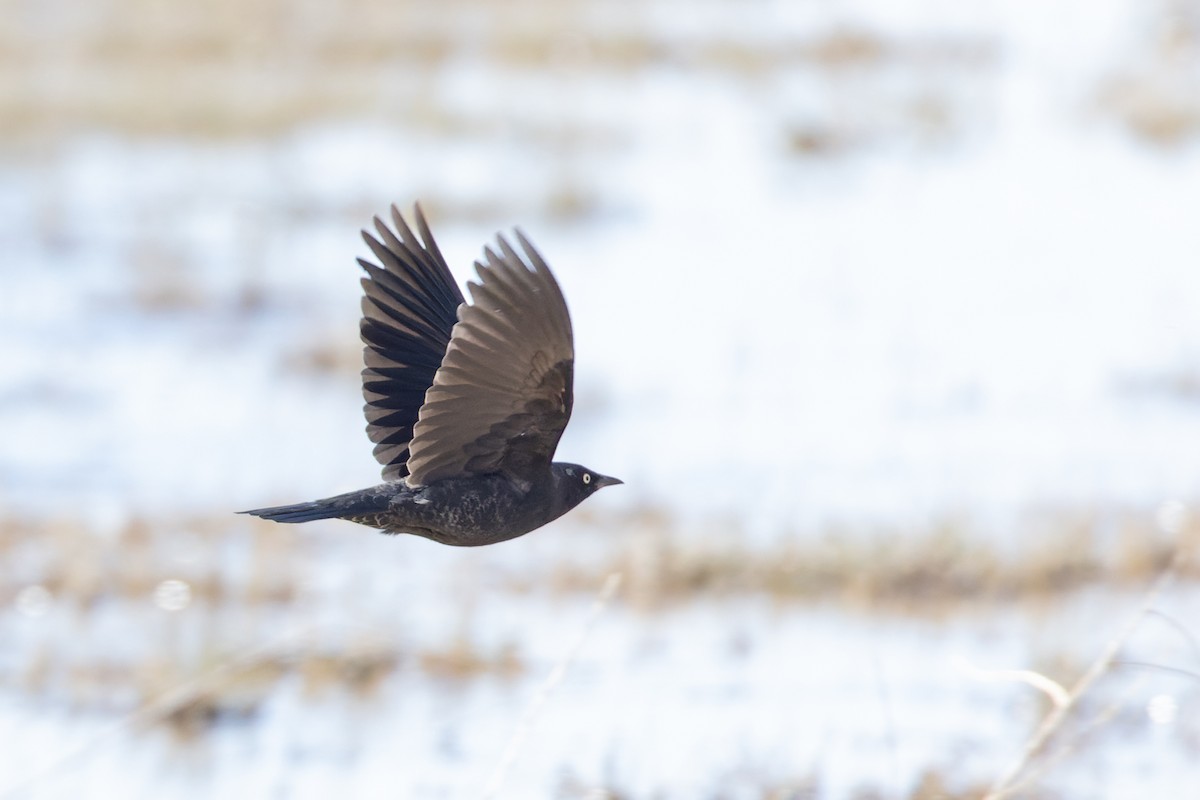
[[239, 486, 391, 524], [240, 500, 346, 524]]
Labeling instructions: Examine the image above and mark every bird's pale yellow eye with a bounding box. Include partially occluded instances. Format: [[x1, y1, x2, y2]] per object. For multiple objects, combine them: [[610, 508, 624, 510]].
[[583, 473, 592, 485]]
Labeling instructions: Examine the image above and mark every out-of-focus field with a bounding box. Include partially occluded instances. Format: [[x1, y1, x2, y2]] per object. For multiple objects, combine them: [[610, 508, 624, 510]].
[[3, 0, 1199, 145], [3, 0, 1200, 797]]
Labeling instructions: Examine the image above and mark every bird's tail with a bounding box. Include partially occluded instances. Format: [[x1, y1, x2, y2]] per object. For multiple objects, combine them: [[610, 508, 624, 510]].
[[239, 486, 391, 524], [240, 500, 346, 524]]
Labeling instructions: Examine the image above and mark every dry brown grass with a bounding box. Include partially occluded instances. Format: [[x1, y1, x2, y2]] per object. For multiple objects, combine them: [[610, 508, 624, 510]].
[[553, 767, 1009, 800], [0, 0, 995, 142], [2, 501, 1196, 618], [418, 637, 524, 681], [142, 655, 287, 740], [907, 770, 1035, 800], [1095, 0, 1200, 146], [3, 499, 1194, 752], [299, 645, 400, 696], [140, 635, 522, 738], [543, 504, 1198, 614], [0, 513, 303, 609], [1098, 75, 1200, 146], [0, 507, 538, 741]]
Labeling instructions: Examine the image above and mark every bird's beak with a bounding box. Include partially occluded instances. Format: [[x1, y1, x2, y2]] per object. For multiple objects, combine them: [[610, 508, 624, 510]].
[[595, 474, 623, 489]]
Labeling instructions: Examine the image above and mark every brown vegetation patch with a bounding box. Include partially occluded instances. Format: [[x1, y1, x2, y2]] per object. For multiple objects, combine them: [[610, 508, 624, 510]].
[[0, 0, 994, 143], [418, 637, 524, 681], [544, 505, 1198, 613], [0, 513, 304, 609], [1096, 1, 1200, 146], [299, 646, 400, 696]]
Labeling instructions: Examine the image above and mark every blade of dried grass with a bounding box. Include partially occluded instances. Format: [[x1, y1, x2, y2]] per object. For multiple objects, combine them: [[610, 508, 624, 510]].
[[482, 571, 623, 800], [956, 657, 1071, 709]]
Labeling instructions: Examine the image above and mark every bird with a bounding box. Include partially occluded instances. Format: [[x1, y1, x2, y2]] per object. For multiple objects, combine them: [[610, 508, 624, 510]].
[[241, 203, 621, 546]]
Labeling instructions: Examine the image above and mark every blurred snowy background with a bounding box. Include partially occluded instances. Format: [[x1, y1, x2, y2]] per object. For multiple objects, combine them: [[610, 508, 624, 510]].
[[2, 0, 1200, 797]]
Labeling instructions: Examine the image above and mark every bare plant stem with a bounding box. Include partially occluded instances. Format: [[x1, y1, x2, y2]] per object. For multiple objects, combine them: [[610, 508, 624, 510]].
[[996, 673, 1147, 799], [983, 551, 1184, 800], [482, 571, 623, 800]]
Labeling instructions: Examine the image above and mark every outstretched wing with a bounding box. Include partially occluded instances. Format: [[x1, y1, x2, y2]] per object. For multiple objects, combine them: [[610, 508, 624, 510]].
[[404, 231, 574, 489], [359, 204, 465, 481]]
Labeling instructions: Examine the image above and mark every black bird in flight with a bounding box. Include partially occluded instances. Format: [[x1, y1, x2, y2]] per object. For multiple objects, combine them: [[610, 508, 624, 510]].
[[242, 204, 621, 546]]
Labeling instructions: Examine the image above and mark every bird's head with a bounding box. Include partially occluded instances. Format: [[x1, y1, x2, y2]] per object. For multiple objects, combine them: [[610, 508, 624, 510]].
[[550, 463, 623, 512]]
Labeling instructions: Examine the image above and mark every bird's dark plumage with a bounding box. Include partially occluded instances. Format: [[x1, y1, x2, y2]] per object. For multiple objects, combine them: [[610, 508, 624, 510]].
[[241, 204, 620, 546]]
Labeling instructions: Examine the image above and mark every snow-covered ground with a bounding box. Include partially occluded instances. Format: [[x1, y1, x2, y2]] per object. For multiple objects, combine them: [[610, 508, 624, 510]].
[[2, 0, 1200, 796], [5, 528, 1199, 799]]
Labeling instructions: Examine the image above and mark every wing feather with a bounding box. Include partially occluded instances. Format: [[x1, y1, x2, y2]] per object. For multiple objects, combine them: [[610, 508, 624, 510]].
[[404, 232, 574, 489], [358, 204, 465, 481]]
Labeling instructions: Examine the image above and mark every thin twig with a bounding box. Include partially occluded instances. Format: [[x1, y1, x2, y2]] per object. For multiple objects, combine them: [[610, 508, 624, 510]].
[[869, 653, 902, 797], [481, 571, 623, 800], [1145, 608, 1200, 664], [1114, 660, 1200, 683]]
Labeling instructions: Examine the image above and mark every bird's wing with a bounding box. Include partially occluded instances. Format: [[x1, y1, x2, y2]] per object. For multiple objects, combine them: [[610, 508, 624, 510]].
[[404, 231, 574, 489], [359, 204, 466, 481]]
